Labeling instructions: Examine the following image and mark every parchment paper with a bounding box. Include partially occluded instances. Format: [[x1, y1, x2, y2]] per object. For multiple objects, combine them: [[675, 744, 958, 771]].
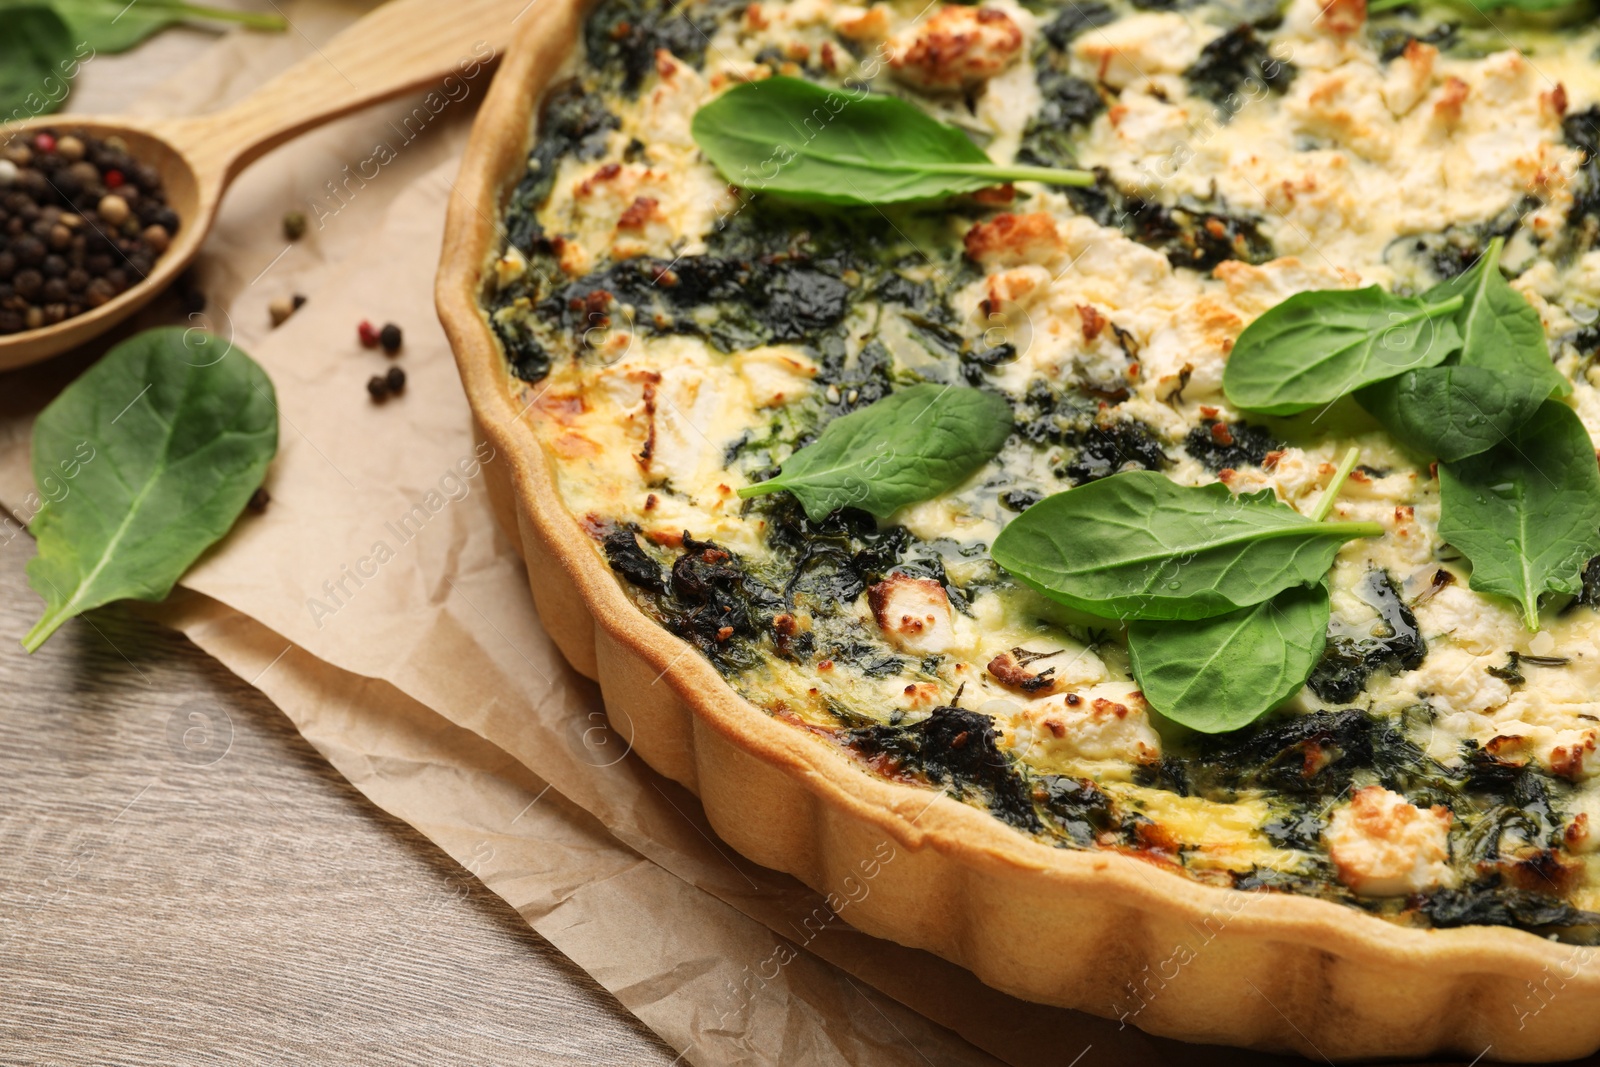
[[0, 11, 1281, 1065]]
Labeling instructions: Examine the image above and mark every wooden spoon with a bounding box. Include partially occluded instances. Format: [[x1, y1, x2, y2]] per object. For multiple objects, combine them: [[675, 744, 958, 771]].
[[0, 0, 534, 372]]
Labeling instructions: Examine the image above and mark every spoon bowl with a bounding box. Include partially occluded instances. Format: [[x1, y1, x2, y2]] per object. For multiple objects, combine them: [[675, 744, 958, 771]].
[[0, 117, 208, 370], [0, 0, 530, 372]]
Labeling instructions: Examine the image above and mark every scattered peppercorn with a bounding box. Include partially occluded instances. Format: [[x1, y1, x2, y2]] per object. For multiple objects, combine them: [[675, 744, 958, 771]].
[[379, 322, 402, 354], [267, 293, 308, 325], [177, 275, 206, 315], [385, 365, 405, 393], [367, 374, 389, 401], [247, 487, 271, 513], [282, 210, 306, 241], [0, 128, 180, 335], [358, 319, 380, 348], [268, 296, 296, 327]]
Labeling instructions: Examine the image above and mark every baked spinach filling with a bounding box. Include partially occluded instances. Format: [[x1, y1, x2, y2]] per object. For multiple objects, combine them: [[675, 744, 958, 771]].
[[1565, 106, 1600, 255], [1182, 419, 1282, 472], [595, 501, 1600, 935], [583, 0, 738, 92], [1305, 569, 1426, 704], [1017, 15, 1107, 169], [1065, 169, 1277, 271], [488, 0, 1278, 375], [486, 0, 1600, 939], [1182, 22, 1295, 105]]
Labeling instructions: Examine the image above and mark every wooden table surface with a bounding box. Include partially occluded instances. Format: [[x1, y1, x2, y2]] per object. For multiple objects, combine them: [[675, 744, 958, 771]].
[[0, 533, 679, 1064]]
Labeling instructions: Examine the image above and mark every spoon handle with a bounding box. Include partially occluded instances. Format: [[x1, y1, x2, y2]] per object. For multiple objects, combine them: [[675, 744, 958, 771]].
[[161, 0, 538, 184]]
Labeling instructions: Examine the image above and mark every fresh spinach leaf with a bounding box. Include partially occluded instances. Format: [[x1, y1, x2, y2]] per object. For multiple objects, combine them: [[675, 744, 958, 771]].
[[1222, 285, 1463, 415], [1425, 238, 1569, 397], [0, 6, 74, 117], [1357, 238, 1566, 462], [1107, 450, 1359, 730], [23, 328, 278, 652], [17, 0, 288, 53], [1438, 400, 1600, 630], [990, 469, 1381, 621], [1358, 364, 1552, 464], [736, 383, 1011, 521], [691, 76, 1094, 207], [1128, 581, 1330, 734]]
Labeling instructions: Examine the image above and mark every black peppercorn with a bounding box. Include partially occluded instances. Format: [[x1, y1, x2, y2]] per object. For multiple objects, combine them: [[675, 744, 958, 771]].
[[84, 277, 115, 306], [379, 322, 402, 354], [366, 375, 389, 401], [385, 365, 405, 393], [0, 128, 180, 335], [14, 235, 44, 266]]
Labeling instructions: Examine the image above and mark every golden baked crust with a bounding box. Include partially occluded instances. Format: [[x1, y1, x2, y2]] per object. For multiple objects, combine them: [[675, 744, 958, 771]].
[[436, 2, 1600, 1056]]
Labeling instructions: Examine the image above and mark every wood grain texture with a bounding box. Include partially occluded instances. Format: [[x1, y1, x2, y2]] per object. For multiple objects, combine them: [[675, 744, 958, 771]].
[[0, 543, 677, 1065]]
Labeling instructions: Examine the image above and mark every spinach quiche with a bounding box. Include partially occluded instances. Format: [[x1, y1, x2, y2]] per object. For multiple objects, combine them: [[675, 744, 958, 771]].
[[442, 0, 1600, 1053]]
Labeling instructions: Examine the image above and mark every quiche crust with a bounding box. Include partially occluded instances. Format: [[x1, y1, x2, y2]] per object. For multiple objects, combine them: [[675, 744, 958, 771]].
[[436, 0, 1600, 1056]]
